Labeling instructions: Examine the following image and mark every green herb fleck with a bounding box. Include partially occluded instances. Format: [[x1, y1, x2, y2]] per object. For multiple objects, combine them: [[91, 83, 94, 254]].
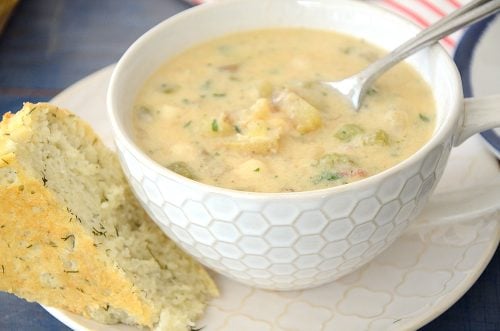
[[64, 270, 79, 273], [312, 171, 343, 184], [183, 120, 192, 128], [147, 245, 167, 270], [1, 265, 4, 274], [316, 153, 355, 168], [26, 244, 33, 249], [138, 106, 154, 121], [335, 124, 364, 142], [211, 119, 219, 132], [69, 212, 83, 223], [419, 113, 430, 122], [217, 44, 231, 53], [201, 80, 212, 90], [212, 93, 226, 97], [366, 87, 378, 96], [41, 174, 48, 186], [1, 158, 9, 165], [341, 47, 353, 55], [234, 125, 241, 133], [363, 129, 389, 146], [159, 82, 179, 94], [254, 168, 260, 172], [92, 227, 107, 237], [61, 234, 74, 241], [167, 162, 197, 180]]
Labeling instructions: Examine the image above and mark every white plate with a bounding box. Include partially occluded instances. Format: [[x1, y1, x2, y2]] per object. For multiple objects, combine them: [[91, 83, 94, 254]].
[[44, 66, 499, 331]]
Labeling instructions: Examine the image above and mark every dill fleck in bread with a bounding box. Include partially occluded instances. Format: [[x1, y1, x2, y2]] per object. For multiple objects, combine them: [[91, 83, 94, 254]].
[[0, 103, 218, 330]]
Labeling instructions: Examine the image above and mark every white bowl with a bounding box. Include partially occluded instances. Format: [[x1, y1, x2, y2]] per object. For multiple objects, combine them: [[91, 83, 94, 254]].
[[107, 0, 500, 290]]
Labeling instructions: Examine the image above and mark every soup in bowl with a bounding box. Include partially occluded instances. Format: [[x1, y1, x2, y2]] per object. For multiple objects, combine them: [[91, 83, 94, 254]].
[[107, 0, 499, 290], [132, 28, 436, 193]]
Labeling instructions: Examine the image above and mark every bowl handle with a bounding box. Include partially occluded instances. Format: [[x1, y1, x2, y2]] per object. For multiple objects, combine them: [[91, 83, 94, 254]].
[[453, 95, 500, 146], [405, 95, 500, 233]]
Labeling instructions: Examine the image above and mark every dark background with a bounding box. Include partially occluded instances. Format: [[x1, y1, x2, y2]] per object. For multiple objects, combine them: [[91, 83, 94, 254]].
[[0, 1, 498, 330]]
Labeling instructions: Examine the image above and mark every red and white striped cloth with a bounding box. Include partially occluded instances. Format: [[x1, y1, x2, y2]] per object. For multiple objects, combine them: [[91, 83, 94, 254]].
[[376, 0, 468, 50], [182, 0, 472, 53]]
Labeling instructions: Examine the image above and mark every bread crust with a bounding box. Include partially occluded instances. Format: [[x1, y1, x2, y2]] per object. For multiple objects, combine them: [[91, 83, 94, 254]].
[[0, 103, 218, 330], [0, 159, 157, 326], [0, 108, 156, 327]]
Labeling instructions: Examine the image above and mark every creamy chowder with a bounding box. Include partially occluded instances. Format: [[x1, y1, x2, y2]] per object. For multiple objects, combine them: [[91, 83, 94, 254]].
[[132, 28, 435, 193]]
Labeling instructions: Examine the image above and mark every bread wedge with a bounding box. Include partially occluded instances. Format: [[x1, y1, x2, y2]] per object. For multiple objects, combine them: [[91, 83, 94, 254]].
[[0, 103, 218, 330]]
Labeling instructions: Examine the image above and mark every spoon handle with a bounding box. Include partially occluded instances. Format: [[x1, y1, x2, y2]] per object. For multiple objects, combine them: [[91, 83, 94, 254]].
[[357, 0, 500, 103]]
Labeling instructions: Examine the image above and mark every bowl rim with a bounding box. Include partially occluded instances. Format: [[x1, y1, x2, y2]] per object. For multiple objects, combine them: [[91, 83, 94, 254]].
[[107, 0, 464, 199]]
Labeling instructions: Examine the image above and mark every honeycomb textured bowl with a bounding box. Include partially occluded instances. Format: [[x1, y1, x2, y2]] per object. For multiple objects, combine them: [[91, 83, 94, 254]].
[[116, 139, 452, 290], [108, 0, 463, 290]]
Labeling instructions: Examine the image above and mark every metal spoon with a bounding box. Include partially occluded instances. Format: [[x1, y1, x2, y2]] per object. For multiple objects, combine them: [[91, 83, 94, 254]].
[[323, 0, 500, 110]]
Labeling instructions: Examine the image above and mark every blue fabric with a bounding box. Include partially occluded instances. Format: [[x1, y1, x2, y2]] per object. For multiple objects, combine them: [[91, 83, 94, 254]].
[[0, 0, 189, 114], [453, 14, 500, 156]]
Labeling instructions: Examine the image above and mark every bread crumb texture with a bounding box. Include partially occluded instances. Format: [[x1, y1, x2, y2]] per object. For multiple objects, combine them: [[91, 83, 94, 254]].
[[0, 103, 218, 330]]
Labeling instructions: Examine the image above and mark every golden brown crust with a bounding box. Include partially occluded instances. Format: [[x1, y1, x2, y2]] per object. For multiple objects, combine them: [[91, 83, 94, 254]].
[[0, 158, 155, 327], [0, 102, 218, 330]]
